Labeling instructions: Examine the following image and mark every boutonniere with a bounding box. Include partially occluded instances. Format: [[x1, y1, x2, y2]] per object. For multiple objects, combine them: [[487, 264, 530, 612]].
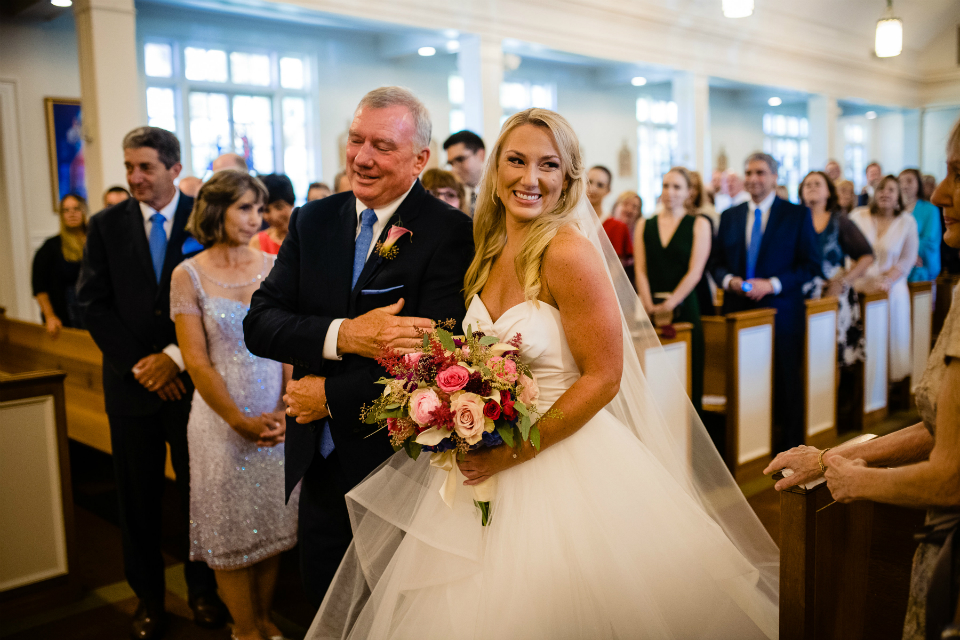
[[375, 225, 412, 260]]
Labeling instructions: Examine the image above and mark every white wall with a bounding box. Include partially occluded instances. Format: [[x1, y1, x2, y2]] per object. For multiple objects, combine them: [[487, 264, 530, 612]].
[[923, 107, 960, 181], [709, 89, 764, 175]]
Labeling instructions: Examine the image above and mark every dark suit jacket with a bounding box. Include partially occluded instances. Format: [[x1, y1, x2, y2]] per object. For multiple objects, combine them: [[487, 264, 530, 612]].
[[858, 192, 870, 208], [710, 197, 821, 337], [77, 194, 195, 416], [244, 181, 475, 497]]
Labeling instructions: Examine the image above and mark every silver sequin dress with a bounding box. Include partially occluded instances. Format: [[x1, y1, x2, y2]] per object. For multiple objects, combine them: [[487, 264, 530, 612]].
[[171, 257, 299, 570]]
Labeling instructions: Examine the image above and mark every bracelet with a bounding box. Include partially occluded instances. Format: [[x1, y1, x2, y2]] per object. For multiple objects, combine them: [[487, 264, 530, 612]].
[[940, 625, 960, 639], [818, 447, 832, 474]]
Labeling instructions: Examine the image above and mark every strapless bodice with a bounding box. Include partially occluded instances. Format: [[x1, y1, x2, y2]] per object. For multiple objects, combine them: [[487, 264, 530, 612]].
[[463, 294, 580, 409]]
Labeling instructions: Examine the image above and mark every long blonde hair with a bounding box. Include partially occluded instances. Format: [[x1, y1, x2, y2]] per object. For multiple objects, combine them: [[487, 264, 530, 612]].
[[59, 194, 88, 262], [464, 109, 585, 303]]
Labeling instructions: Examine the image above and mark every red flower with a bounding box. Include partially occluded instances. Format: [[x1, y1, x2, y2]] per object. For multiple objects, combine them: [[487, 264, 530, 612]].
[[483, 400, 501, 420], [500, 393, 518, 421]]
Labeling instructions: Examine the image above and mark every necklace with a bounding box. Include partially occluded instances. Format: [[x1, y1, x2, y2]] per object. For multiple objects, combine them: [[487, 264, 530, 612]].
[[191, 255, 265, 289]]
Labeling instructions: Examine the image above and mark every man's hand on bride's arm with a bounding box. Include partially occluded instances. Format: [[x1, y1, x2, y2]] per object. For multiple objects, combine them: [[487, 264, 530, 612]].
[[284, 375, 330, 424], [458, 442, 532, 486], [337, 298, 434, 359]]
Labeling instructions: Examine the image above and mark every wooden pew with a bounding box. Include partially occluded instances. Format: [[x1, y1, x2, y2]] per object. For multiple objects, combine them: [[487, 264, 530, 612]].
[[701, 308, 776, 482], [635, 323, 693, 453], [933, 274, 959, 345], [859, 291, 889, 429], [779, 460, 924, 640], [0, 310, 176, 479], [0, 370, 79, 617], [804, 297, 838, 449], [909, 282, 934, 401]]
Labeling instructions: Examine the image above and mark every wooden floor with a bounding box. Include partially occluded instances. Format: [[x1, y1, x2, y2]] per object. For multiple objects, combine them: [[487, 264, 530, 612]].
[[1, 408, 920, 639]]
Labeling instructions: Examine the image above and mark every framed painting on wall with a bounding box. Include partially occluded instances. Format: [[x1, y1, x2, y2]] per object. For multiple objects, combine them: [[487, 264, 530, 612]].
[[44, 97, 86, 210]]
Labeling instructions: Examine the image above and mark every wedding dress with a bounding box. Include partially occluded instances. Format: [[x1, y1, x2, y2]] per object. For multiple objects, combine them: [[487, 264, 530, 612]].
[[306, 198, 779, 640]]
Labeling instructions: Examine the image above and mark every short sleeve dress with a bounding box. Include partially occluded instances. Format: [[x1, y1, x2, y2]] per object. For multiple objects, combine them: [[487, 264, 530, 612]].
[[902, 282, 960, 640]]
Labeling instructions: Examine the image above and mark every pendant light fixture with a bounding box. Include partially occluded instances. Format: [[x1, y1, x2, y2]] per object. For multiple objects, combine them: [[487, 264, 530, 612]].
[[875, 0, 903, 58], [722, 0, 754, 18]]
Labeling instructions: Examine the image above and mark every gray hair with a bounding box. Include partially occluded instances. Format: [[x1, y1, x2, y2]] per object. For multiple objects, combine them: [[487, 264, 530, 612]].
[[745, 152, 779, 176], [123, 126, 181, 169], [356, 86, 432, 151]]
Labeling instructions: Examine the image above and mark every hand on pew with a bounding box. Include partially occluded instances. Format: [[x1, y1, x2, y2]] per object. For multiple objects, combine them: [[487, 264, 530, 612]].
[[823, 455, 869, 503], [132, 353, 183, 397], [44, 315, 63, 338], [764, 444, 830, 491]]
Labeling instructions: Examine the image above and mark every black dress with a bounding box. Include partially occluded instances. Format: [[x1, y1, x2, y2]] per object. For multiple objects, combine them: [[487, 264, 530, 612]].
[[32, 235, 83, 328]]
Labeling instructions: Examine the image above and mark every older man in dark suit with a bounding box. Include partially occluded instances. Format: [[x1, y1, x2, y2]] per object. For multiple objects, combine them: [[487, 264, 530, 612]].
[[711, 152, 822, 453], [78, 127, 225, 639], [244, 87, 474, 607]]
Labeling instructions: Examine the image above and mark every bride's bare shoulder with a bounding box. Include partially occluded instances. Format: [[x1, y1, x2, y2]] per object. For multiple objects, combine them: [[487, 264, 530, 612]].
[[542, 225, 608, 300]]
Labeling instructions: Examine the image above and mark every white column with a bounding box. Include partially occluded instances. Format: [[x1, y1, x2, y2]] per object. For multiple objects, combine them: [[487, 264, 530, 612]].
[[672, 72, 710, 174], [74, 0, 142, 202], [457, 34, 502, 148], [807, 95, 838, 171]]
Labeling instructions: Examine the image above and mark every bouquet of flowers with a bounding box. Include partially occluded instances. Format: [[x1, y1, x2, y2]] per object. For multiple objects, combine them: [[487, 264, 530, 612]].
[[363, 322, 552, 525]]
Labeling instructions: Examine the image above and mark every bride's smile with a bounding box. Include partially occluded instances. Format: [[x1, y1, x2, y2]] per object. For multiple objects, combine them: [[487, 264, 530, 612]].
[[496, 123, 567, 223]]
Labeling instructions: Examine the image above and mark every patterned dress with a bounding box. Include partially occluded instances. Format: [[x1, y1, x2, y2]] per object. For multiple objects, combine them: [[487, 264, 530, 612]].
[[170, 255, 299, 569]]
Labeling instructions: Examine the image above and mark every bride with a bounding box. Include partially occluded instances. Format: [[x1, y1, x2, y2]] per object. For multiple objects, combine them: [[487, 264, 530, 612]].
[[307, 109, 780, 639]]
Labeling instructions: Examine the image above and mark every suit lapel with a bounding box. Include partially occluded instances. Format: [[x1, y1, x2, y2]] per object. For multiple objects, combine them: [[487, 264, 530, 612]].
[[160, 195, 192, 289], [730, 203, 749, 276], [330, 197, 359, 315], [350, 181, 426, 300], [126, 199, 158, 291]]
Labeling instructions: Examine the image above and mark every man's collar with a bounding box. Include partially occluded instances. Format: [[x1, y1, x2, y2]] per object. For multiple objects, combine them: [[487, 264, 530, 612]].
[[355, 180, 417, 224], [750, 190, 776, 211], [139, 189, 180, 221]]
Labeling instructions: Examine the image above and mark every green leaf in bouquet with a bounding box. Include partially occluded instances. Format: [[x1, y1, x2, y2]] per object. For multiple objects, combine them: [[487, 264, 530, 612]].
[[435, 328, 456, 352], [403, 439, 422, 461], [422, 333, 431, 349], [530, 424, 541, 450], [518, 413, 531, 441], [496, 424, 515, 448], [381, 407, 404, 419], [513, 401, 529, 417], [375, 377, 393, 386], [478, 335, 499, 346], [364, 412, 381, 425], [384, 403, 401, 410]]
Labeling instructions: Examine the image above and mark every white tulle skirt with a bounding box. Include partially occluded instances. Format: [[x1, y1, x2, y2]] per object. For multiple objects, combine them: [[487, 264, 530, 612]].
[[306, 408, 779, 640]]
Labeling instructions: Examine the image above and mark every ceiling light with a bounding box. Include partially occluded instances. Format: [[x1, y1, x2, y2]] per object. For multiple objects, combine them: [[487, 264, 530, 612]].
[[875, 0, 902, 58], [768, 97, 782, 106], [865, 111, 878, 119], [722, 0, 753, 18], [446, 40, 460, 53], [631, 76, 647, 86], [51, 0, 72, 6], [418, 46, 436, 57]]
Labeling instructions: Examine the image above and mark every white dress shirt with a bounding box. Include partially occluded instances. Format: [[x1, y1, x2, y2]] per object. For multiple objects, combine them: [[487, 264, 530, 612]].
[[322, 181, 417, 361], [137, 191, 185, 371], [722, 190, 782, 295]]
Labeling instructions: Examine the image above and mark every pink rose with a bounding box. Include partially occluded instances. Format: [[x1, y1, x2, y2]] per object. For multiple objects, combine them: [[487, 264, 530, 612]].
[[383, 225, 412, 250], [436, 364, 470, 393], [488, 356, 519, 383], [403, 352, 422, 368], [409, 388, 442, 426], [451, 392, 486, 445], [518, 373, 540, 407]]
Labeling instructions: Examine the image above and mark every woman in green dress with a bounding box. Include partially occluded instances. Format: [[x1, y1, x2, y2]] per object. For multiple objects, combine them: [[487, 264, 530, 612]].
[[634, 167, 712, 414]]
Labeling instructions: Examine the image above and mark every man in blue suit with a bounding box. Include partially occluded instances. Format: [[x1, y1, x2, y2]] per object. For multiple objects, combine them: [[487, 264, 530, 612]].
[[711, 152, 821, 452]]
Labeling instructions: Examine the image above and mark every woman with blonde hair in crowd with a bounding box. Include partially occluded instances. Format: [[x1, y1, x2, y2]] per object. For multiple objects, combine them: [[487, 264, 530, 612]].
[[765, 116, 960, 640], [849, 175, 919, 384], [421, 167, 470, 215], [32, 193, 88, 336], [836, 179, 857, 215], [605, 191, 641, 283], [172, 170, 298, 640], [635, 166, 711, 414]]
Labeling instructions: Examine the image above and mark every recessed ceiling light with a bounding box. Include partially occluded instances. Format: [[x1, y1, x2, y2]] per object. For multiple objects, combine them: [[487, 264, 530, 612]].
[[418, 47, 436, 57], [865, 111, 878, 119], [446, 40, 460, 53], [51, 0, 72, 6], [722, 0, 754, 18], [631, 76, 647, 86], [768, 97, 782, 106]]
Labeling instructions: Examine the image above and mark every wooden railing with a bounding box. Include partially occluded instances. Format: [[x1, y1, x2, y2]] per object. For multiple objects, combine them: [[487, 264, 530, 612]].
[[804, 297, 839, 449], [859, 291, 890, 430]]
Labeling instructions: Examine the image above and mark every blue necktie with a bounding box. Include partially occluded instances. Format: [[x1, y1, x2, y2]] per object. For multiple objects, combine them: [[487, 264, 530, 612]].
[[149, 212, 167, 284], [746, 207, 762, 281], [320, 208, 378, 459]]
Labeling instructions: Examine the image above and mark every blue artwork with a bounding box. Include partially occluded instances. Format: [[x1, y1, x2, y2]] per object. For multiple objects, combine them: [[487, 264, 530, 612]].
[[47, 100, 86, 203]]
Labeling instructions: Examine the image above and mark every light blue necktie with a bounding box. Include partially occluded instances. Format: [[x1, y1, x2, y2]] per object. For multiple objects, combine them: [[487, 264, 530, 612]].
[[745, 207, 762, 281], [148, 212, 167, 284], [320, 208, 378, 459]]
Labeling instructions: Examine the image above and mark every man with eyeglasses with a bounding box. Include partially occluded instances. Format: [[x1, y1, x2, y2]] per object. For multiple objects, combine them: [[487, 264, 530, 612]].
[[443, 130, 486, 215]]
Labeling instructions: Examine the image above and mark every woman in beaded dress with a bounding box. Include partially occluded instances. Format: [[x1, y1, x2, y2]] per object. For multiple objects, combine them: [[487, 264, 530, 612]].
[[171, 171, 299, 640]]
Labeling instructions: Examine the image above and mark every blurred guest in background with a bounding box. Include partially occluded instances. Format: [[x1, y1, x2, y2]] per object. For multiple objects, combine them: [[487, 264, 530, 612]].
[[714, 170, 750, 213], [825, 159, 843, 183], [858, 161, 883, 206], [212, 153, 248, 173], [102, 185, 130, 208], [179, 176, 203, 198], [636, 167, 711, 415], [922, 174, 938, 202], [837, 179, 857, 215], [850, 175, 919, 383], [775, 185, 790, 202], [443, 130, 485, 214], [587, 165, 612, 218], [688, 170, 718, 228], [32, 193, 88, 335], [610, 190, 642, 236], [333, 170, 351, 194], [250, 174, 294, 256], [307, 182, 331, 202], [899, 168, 942, 282], [600, 190, 634, 281], [421, 167, 469, 215]]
